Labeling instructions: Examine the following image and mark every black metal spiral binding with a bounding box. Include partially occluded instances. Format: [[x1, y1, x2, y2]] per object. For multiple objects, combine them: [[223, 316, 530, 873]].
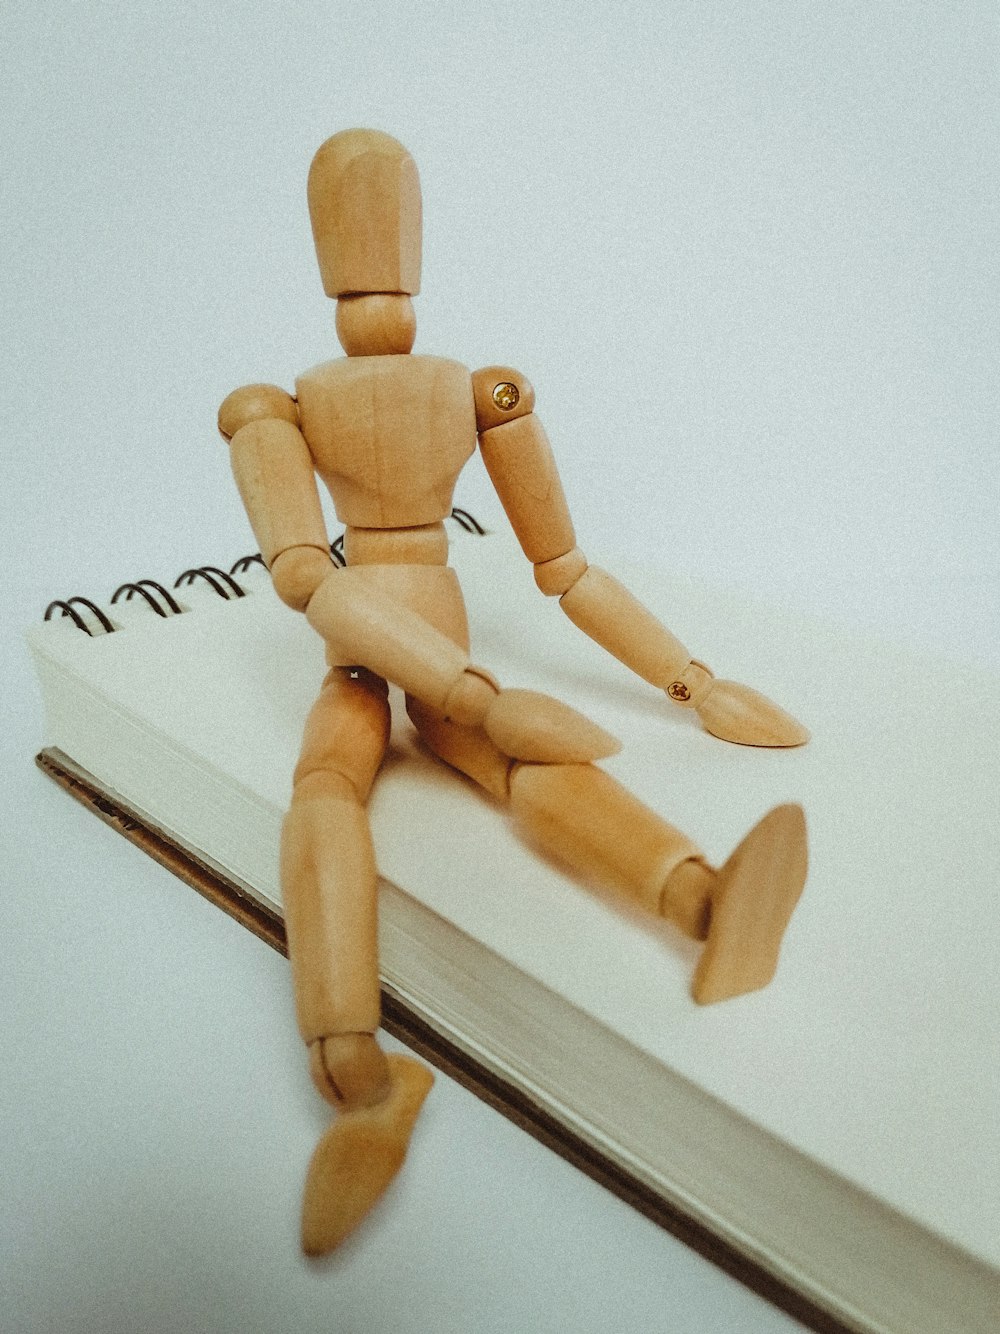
[[230, 553, 265, 575], [41, 509, 485, 633], [43, 597, 116, 636], [174, 566, 246, 599], [110, 580, 183, 617], [449, 507, 486, 534]]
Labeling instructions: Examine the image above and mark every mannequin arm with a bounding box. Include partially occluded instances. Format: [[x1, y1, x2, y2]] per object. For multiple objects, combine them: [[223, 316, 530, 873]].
[[472, 366, 808, 748], [218, 383, 333, 610], [305, 571, 618, 763]]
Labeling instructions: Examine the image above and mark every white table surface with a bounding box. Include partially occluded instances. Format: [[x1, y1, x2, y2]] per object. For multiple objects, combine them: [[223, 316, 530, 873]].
[[3, 4, 996, 1330]]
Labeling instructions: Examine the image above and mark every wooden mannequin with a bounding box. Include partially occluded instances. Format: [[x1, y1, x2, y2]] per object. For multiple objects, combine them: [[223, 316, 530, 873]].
[[218, 129, 810, 1256]]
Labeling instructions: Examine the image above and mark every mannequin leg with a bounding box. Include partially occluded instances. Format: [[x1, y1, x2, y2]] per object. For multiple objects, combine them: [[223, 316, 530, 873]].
[[282, 666, 390, 1050], [406, 697, 806, 1003], [282, 667, 433, 1254]]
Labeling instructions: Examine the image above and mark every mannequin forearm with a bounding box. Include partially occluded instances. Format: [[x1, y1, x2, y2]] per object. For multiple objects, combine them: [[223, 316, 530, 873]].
[[304, 570, 493, 720], [557, 564, 703, 693]]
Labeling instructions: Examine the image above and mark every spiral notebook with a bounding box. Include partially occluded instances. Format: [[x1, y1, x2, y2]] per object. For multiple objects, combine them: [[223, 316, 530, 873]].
[[27, 518, 1000, 1334]]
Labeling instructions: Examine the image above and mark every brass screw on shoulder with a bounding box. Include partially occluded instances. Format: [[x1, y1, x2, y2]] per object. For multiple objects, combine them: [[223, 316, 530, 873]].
[[492, 382, 520, 412]]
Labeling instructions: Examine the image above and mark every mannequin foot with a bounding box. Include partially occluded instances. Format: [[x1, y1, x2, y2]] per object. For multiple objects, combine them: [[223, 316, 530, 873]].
[[691, 804, 808, 1004], [301, 1053, 434, 1255]]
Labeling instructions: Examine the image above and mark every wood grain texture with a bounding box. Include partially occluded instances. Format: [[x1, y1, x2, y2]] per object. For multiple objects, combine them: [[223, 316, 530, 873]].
[[305, 565, 471, 703], [509, 762, 704, 918], [406, 698, 514, 801], [296, 354, 476, 528], [478, 413, 577, 563], [693, 804, 808, 1004], [533, 545, 588, 596], [661, 858, 715, 941], [228, 418, 329, 566], [270, 545, 335, 613], [301, 1053, 434, 1256], [292, 667, 391, 800], [281, 668, 391, 1043], [309, 1032, 392, 1110], [335, 294, 416, 356], [307, 129, 421, 297], [217, 383, 299, 440], [482, 688, 621, 764], [559, 565, 692, 687], [281, 770, 383, 1042], [343, 522, 448, 567], [695, 680, 811, 748]]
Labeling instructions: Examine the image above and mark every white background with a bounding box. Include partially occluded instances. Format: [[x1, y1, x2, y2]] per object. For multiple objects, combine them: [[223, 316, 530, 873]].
[[3, 3, 997, 1331]]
